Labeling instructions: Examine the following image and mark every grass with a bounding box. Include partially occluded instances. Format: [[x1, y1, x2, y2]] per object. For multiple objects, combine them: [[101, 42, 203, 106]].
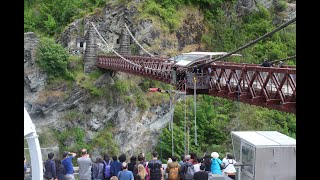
[[75, 70, 105, 96]]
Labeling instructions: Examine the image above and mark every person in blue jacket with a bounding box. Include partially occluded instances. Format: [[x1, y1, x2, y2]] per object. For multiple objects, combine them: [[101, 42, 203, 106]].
[[210, 152, 223, 175]]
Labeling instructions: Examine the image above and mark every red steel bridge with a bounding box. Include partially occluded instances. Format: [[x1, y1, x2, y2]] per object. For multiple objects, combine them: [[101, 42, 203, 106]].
[[96, 54, 296, 114]]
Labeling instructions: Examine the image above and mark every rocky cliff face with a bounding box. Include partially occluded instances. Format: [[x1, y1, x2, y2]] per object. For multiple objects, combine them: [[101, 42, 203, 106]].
[[24, 32, 172, 159]]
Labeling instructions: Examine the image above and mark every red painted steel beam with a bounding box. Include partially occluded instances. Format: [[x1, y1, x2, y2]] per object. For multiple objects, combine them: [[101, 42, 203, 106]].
[[96, 55, 296, 114]]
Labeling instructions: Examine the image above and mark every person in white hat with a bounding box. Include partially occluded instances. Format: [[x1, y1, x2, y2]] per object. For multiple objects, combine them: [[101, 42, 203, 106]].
[[210, 152, 223, 175]]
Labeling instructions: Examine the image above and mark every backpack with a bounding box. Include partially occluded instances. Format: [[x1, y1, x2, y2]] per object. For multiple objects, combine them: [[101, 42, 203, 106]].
[[103, 160, 112, 178], [168, 167, 179, 180], [43, 160, 53, 179], [184, 163, 195, 180]]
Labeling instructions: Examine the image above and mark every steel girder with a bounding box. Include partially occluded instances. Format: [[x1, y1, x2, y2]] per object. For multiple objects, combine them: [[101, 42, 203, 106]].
[[97, 56, 296, 113]]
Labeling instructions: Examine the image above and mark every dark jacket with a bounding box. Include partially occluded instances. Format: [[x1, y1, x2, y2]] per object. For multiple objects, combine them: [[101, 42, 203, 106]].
[[56, 164, 65, 180], [92, 162, 105, 180], [111, 160, 122, 177], [44, 159, 56, 179]]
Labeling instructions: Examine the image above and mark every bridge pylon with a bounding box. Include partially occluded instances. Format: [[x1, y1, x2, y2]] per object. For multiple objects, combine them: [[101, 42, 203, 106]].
[[84, 24, 98, 73], [119, 25, 131, 56]]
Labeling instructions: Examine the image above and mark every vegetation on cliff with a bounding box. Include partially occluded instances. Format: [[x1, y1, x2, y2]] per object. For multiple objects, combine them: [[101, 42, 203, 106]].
[[25, 0, 296, 160]]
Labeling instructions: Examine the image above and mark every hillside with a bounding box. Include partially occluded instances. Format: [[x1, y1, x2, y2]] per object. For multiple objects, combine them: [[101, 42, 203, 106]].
[[24, 0, 296, 161]]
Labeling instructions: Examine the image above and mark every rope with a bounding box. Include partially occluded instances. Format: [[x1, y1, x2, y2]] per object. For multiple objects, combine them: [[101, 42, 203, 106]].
[[91, 22, 143, 68], [169, 88, 172, 131], [171, 91, 175, 156], [124, 23, 154, 57], [184, 81, 187, 155], [193, 75, 198, 146], [269, 55, 296, 64], [200, 17, 296, 66]]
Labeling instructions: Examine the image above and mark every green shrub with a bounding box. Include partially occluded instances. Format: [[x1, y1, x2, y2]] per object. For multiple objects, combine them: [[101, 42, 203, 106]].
[[36, 37, 74, 80]]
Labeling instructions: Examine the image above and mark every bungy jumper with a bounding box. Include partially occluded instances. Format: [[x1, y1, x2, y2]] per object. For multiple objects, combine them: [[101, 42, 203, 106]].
[[24, 107, 43, 180]]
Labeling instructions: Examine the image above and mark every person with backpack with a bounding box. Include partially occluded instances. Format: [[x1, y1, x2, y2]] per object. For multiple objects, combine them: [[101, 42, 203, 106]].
[[222, 153, 237, 180], [44, 152, 57, 180], [147, 152, 163, 180], [55, 159, 65, 180], [165, 156, 180, 180], [179, 155, 195, 180], [210, 152, 223, 175], [193, 164, 208, 180], [103, 154, 112, 180]]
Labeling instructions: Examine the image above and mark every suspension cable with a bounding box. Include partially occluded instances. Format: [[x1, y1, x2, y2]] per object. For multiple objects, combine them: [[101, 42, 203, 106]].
[[199, 17, 296, 66], [193, 75, 198, 146], [184, 81, 187, 155], [269, 55, 296, 64], [171, 91, 175, 156], [91, 22, 143, 67], [124, 23, 154, 57], [92, 22, 163, 71]]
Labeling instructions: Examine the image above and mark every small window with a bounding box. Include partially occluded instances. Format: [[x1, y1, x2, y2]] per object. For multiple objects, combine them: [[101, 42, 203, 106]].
[[116, 39, 120, 44], [80, 42, 84, 47]]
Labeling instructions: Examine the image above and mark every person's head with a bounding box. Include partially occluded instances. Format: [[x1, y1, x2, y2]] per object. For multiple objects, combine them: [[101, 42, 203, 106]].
[[185, 155, 191, 161], [112, 156, 118, 161], [96, 157, 102, 163], [104, 154, 110, 161], [211, 152, 219, 159], [110, 176, 118, 180], [81, 149, 87, 155], [48, 152, 54, 159], [138, 154, 144, 161], [171, 156, 177, 162], [200, 163, 206, 171], [227, 153, 234, 159], [54, 159, 61, 166], [63, 151, 69, 158], [152, 152, 158, 158], [119, 154, 126, 163], [122, 162, 128, 169], [190, 153, 197, 160], [130, 156, 137, 163], [180, 155, 185, 162], [197, 157, 202, 163]]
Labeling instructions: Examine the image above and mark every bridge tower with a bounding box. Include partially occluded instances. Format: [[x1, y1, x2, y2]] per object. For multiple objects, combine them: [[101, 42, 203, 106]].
[[119, 25, 131, 55], [84, 24, 98, 73]]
